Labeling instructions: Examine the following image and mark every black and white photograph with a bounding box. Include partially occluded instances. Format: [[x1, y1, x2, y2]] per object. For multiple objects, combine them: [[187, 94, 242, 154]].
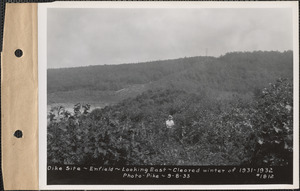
[[38, 1, 299, 189]]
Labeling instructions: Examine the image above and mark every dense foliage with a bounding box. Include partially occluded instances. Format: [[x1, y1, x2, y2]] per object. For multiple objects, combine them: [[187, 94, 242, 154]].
[[250, 78, 293, 165], [48, 78, 293, 166]]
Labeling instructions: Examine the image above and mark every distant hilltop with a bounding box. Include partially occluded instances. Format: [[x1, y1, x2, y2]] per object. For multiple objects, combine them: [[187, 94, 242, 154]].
[[47, 50, 293, 104]]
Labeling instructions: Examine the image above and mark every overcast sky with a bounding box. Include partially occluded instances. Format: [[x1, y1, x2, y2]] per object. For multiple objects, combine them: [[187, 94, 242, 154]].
[[47, 8, 293, 68]]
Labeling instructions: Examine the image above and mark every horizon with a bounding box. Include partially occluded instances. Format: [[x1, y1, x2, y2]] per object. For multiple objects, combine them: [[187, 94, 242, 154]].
[[47, 49, 292, 69]]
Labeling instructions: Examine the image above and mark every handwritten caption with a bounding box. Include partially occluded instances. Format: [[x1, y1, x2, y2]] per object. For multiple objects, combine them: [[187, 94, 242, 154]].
[[48, 166, 275, 180]]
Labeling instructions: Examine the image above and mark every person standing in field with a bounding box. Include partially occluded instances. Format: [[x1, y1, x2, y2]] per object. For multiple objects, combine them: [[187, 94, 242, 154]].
[[166, 115, 175, 142], [166, 115, 175, 128]]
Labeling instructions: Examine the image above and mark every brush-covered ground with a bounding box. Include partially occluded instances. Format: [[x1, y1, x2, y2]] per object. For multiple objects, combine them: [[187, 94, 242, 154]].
[[48, 78, 293, 166], [47, 51, 293, 166]]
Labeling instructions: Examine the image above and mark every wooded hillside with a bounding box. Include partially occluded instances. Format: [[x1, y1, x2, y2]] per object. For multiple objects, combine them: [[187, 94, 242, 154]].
[[48, 51, 293, 104]]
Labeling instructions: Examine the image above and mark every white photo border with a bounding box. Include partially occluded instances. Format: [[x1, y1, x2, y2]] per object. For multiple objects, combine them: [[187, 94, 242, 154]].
[[38, 1, 299, 190]]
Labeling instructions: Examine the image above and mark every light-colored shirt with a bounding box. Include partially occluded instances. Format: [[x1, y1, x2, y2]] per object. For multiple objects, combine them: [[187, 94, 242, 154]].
[[166, 119, 175, 128]]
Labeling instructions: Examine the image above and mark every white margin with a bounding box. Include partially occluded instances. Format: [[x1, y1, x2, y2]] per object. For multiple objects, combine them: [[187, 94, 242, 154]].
[[38, 1, 299, 190], [38, 3, 48, 189], [292, 1, 299, 189]]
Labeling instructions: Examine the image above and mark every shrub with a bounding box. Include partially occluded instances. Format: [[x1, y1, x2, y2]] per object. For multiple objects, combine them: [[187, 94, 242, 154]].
[[251, 78, 293, 165]]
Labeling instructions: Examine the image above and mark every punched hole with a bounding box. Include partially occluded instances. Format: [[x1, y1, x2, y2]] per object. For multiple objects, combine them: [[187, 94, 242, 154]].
[[14, 130, 23, 138], [15, 49, 23, 57]]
